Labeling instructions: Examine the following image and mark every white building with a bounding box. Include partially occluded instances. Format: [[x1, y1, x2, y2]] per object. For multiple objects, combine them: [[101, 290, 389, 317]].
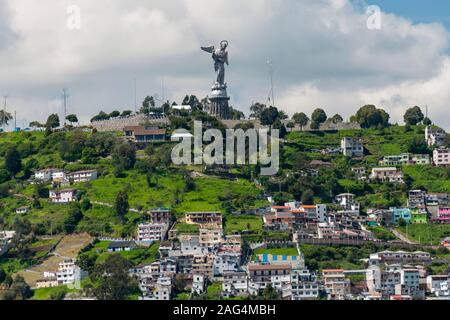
[[192, 274, 206, 295], [56, 259, 82, 285], [137, 223, 169, 242], [34, 168, 65, 182], [49, 189, 77, 203], [370, 167, 404, 183], [291, 269, 319, 300], [341, 137, 364, 157], [433, 148, 450, 167], [425, 126, 446, 147], [427, 275, 450, 297], [223, 271, 248, 297], [65, 170, 98, 184], [335, 193, 360, 213], [214, 251, 241, 275]]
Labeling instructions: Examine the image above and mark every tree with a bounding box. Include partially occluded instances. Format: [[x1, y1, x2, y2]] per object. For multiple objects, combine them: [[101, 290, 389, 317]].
[[2, 276, 32, 300], [63, 205, 83, 234], [273, 120, 287, 138], [109, 110, 120, 118], [49, 286, 68, 300], [29, 121, 43, 129], [90, 111, 110, 122], [301, 189, 314, 205], [81, 147, 99, 164], [398, 218, 407, 227], [330, 114, 344, 124], [404, 106, 424, 126], [355, 105, 390, 129], [0, 169, 10, 183], [80, 197, 92, 211], [5, 146, 22, 178], [0, 110, 13, 127], [422, 117, 432, 126], [66, 114, 79, 125], [91, 254, 140, 300], [292, 112, 309, 130], [121, 110, 133, 117], [310, 121, 319, 130], [408, 137, 430, 154], [260, 106, 281, 126], [45, 114, 60, 131], [77, 253, 98, 274], [311, 108, 327, 125], [0, 267, 6, 283], [141, 96, 156, 115], [112, 143, 136, 173], [249, 102, 266, 119], [115, 190, 129, 222], [286, 122, 295, 131], [251, 284, 281, 300]]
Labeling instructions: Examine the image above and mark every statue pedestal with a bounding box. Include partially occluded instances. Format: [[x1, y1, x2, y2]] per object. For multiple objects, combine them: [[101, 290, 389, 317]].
[[208, 83, 230, 120]]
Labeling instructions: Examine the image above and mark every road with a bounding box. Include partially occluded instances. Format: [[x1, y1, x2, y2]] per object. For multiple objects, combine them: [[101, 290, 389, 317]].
[[391, 229, 418, 245]]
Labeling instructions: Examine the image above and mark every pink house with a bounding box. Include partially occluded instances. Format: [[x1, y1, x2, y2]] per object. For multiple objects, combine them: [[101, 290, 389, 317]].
[[432, 207, 450, 224]]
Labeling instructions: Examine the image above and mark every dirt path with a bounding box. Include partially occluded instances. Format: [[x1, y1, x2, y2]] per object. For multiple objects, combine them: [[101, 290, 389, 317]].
[[16, 233, 93, 288]]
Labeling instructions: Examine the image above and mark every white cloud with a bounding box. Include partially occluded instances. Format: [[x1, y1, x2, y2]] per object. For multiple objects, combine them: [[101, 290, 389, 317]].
[[0, 0, 449, 129]]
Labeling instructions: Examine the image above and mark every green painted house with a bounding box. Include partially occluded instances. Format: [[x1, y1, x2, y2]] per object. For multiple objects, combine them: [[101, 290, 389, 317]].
[[410, 208, 428, 224]]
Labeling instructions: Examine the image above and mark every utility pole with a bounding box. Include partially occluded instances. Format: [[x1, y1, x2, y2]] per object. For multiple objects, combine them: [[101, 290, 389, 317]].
[[62, 89, 69, 126], [2, 95, 7, 132], [14, 110, 16, 129], [162, 78, 165, 103]]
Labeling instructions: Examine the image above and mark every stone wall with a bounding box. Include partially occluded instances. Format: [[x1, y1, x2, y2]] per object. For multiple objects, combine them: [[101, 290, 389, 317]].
[[91, 114, 169, 132]]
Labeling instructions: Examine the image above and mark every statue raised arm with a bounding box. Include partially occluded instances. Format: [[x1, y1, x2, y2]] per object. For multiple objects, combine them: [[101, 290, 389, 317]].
[[201, 40, 229, 87]]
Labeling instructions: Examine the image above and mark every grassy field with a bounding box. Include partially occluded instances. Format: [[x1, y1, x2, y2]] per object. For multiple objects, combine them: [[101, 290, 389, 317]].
[[397, 224, 450, 245], [368, 227, 397, 241], [206, 282, 223, 300], [253, 247, 299, 256], [79, 240, 160, 266], [224, 215, 263, 235], [174, 223, 200, 235], [32, 285, 75, 300]]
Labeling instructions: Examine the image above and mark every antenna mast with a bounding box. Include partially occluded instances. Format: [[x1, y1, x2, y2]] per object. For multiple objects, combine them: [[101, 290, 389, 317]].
[[62, 89, 69, 126], [134, 78, 137, 113], [267, 59, 275, 108]]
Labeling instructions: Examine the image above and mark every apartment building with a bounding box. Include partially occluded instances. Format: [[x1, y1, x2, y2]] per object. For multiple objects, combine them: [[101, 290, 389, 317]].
[[223, 271, 248, 297], [379, 153, 410, 166], [57, 259, 82, 285], [369, 251, 431, 265], [408, 190, 426, 208], [291, 269, 320, 300], [137, 223, 169, 242], [124, 125, 166, 143], [432, 207, 450, 224], [49, 189, 77, 203], [425, 126, 446, 147], [395, 269, 424, 299], [64, 170, 98, 183], [322, 269, 351, 300], [248, 264, 291, 290], [185, 212, 222, 227], [341, 137, 364, 157], [433, 148, 450, 167], [192, 254, 215, 279], [199, 228, 223, 248], [370, 167, 404, 183], [147, 208, 172, 223]]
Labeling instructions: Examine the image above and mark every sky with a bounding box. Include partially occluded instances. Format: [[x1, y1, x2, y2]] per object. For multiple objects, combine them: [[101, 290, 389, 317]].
[[0, 0, 450, 130]]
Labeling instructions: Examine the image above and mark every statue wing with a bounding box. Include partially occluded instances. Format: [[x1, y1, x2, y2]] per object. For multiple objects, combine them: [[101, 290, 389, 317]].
[[201, 46, 215, 54]]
